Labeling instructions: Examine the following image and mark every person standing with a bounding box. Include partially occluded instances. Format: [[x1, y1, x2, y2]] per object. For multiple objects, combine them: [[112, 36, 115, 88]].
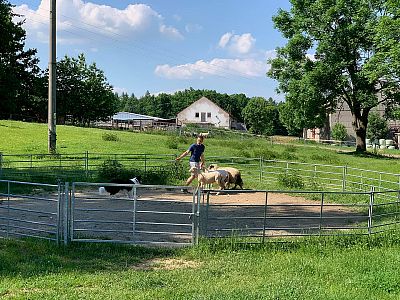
[[175, 135, 205, 187]]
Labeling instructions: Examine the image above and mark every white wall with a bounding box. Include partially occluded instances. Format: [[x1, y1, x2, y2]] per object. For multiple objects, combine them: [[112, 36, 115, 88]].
[[177, 98, 231, 128]]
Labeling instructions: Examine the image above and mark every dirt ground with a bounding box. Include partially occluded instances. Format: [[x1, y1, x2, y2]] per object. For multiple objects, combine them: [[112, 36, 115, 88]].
[[0, 186, 367, 245]]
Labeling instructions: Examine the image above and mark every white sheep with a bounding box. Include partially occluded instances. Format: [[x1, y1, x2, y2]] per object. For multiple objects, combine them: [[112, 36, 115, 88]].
[[208, 164, 243, 189], [194, 168, 227, 194]]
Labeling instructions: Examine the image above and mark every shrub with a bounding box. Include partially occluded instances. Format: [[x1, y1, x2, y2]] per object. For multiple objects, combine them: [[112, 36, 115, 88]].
[[102, 132, 119, 142], [166, 137, 179, 149], [277, 172, 304, 189], [97, 159, 125, 180], [332, 123, 347, 141], [367, 112, 389, 140]]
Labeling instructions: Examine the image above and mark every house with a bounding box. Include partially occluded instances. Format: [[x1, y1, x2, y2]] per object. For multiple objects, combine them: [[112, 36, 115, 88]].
[[176, 96, 243, 129], [111, 112, 176, 130]]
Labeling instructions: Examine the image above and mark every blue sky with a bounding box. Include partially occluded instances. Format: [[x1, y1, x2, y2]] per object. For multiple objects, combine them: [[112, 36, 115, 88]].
[[11, 0, 291, 100]]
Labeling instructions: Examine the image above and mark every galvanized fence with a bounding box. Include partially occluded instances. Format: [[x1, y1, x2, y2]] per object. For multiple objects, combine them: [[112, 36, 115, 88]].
[[1, 179, 400, 246], [200, 188, 400, 241], [68, 183, 196, 246], [2, 152, 400, 198], [0, 179, 65, 243], [0, 152, 179, 181]]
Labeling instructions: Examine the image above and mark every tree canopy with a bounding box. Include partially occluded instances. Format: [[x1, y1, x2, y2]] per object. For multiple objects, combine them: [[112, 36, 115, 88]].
[[0, 0, 43, 119], [268, 0, 400, 152]]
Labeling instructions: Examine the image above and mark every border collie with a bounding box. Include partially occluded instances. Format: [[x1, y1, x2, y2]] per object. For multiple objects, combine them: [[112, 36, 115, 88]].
[[99, 177, 141, 196]]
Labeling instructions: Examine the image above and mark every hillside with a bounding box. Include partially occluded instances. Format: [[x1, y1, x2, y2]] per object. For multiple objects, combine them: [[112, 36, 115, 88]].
[[1, 120, 399, 174]]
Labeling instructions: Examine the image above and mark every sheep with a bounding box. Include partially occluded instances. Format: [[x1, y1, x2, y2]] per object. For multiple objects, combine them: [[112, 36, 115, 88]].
[[208, 164, 243, 189], [194, 168, 226, 194]]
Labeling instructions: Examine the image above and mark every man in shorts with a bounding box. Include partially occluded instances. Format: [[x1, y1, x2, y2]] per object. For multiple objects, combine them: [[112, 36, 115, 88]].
[[175, 135, 205, 188]]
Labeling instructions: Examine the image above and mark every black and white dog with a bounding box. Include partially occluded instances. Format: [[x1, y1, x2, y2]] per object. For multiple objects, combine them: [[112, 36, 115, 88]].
[[99, 177, 141, 196]]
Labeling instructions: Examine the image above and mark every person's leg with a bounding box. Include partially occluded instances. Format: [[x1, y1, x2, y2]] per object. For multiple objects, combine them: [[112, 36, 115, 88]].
[[186, 174, 196, 185]]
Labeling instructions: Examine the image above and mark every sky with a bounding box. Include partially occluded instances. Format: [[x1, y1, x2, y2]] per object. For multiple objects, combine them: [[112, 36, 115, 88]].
[[11, 0, 292, 100]]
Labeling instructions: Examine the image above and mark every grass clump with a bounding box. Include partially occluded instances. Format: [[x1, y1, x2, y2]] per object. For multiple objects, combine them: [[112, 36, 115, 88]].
[[277, 172, 305, 189], [102, 132, 120, 142]]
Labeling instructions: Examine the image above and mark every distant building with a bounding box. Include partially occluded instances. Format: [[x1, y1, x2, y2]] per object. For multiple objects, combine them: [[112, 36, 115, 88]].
[[305, 101, 400, 142], [110, 112, 176, 130], [176, 96, 244, 129]]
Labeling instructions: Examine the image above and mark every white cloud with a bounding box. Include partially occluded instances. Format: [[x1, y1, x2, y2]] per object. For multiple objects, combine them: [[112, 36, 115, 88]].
[[154, 58, 267, 80], [218, 32, 233, 48], [218, 32, 256, 55], [13, 0, 184, 45], [185, 23, 203, 33]]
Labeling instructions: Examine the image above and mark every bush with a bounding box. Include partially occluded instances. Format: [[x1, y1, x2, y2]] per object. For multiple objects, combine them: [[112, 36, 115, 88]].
[[166, 137, 179, 149], [97, 159, 125, 181], [102, 132, 119, 142], [367, 112, 389, 140], [332, 123, 347, 141], [277, 172, 304, 189]]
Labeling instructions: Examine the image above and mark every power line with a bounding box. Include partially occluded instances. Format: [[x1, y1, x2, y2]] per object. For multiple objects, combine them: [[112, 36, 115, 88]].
[[17, 5, 266, 81]]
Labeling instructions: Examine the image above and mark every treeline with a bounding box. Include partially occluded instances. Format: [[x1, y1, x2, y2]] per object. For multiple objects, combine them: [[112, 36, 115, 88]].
[[1, 0, 288, 135]]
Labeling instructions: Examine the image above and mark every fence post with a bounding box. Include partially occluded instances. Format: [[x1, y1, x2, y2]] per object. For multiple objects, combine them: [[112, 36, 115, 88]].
[[319, 192, 325, 234], [85, 151, 89, 179], [0, 152, 3, 178], [7, 181, 10, 238], [63, 182, 69, 245], [368, 187, 375, 235], [262, 192, 268, 244], [342, 165, 347, 192], [259, 157, 263, 183], [144, 154, 147, 173], [56, 181, 62, 245], [132, 186, 137, 243]]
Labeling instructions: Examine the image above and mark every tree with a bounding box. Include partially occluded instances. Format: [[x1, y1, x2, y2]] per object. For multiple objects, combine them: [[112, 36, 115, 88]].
[[331, 123, 348, 141], [0, 0, 42, 119], [57, 54, 118, 125], [242, 97, 276, 135], [366, 112, 388, 140], [268, 0, 400, 152]]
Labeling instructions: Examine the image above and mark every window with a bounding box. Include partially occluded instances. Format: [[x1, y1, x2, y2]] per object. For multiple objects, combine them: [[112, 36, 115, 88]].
[[207, 112, 211, 118], [195, 112, 199, 118]]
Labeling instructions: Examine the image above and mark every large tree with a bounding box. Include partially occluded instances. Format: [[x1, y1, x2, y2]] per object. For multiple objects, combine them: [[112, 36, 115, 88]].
[[57, 54, 118, 125], [268, 0, 400, 152], [0, 0, 42, 119]]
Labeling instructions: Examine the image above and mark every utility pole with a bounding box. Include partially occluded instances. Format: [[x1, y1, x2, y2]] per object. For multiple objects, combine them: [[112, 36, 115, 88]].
[[48, 0, 57, 152]]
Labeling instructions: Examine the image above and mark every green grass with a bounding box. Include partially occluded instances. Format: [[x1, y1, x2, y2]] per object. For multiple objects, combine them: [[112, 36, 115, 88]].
[[1, 120, 400, 175], [1, 121, 400, 299], [1, 233, 400, 299]]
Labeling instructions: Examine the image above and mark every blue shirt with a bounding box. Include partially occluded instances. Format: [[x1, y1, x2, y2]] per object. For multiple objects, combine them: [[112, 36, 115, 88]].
[[188, 143, 205, 162]]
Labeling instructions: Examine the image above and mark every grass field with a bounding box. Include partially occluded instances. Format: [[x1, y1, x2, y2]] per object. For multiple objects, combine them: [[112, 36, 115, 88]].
[[1, 233, 400, 299], [1, 120, 400, 175], [1, 120, 400, 299]]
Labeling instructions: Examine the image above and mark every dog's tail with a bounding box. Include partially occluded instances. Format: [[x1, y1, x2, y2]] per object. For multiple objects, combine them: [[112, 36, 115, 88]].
[[99, 186, 107, 195]]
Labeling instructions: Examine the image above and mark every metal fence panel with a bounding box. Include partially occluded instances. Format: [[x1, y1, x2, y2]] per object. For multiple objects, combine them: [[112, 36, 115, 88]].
[[69, 183, 195, 246], [0, 180, 62, 242]]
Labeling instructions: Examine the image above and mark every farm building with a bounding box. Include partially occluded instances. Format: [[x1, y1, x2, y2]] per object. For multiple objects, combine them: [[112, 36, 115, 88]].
[[111, 112, 176, 131], [305, 101, 400, 144], [176, 96, 244, 130]]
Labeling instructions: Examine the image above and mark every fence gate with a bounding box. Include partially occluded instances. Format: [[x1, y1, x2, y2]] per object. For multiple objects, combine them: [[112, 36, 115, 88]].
[[69, 183, 197, 246], [0, 180, 63, 243]]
